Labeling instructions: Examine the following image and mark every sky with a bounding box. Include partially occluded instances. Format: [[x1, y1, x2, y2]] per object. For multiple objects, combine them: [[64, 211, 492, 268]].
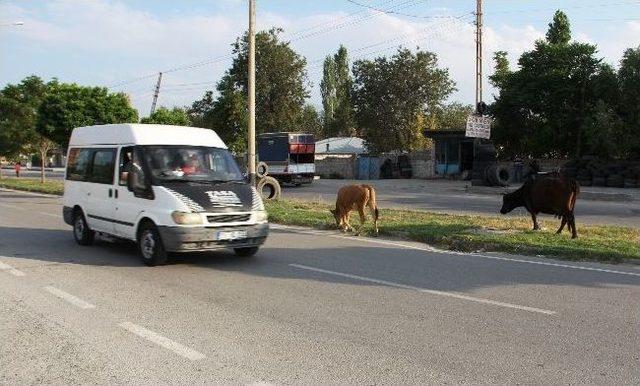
[[1, 0, 639, 117]]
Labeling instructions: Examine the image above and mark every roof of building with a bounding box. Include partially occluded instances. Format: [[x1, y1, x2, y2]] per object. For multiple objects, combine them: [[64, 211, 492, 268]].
[[68, 124, 226, 148], [315, 137, 367, 154]]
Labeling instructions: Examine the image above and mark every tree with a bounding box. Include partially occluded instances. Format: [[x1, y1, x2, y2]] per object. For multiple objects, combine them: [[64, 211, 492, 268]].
[[190, 28, 310, 153], [320, 55, 337, 137], [618, 46, 640, 157], [546, 10, 571, 45], [429, 102, 474, 131], [297, 104, 322, 137], [189, 77, 248, 154], [489, 10, 615, 158], [352, 48, 455, 154], [320, 45, 355, 138], [0, 76, 49, 179], [228, 28, 310, 134], [36, 83, 138, 148], [141, 106, 191, 126]]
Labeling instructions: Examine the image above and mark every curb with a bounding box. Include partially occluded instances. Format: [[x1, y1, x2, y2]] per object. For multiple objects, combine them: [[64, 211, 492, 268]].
[[464, 185, 637, 202]]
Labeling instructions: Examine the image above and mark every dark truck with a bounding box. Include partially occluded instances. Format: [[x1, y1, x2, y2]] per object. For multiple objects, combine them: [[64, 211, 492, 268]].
[[257, 132, 315, 185]]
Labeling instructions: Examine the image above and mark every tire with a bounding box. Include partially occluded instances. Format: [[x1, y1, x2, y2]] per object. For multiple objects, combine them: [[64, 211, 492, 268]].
[[257, 176, 282, 200], [137, 222, 168, 266], [486, 164, 510, 187], [234, 246, 259, 257], [73, 210, 94, 246], [256, 162, 268, 178]]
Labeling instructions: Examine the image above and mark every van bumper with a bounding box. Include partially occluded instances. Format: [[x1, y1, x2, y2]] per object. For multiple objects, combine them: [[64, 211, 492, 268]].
[[157, 223, 269, 252]]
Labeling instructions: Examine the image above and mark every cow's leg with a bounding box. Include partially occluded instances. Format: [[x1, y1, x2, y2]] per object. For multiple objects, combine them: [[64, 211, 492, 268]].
[[344, 211, 353, 232], [355, 206, 366, 236], [369, 206, 379, 235], [569, 213, 577, 239], [530, 211, 540, 230], [556, 215, 567, 234]]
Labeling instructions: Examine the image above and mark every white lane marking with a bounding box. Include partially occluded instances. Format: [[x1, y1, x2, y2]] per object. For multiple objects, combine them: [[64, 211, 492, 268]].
[[119, 322, 206, 361], [44, 286, 96, 309], [290, 264, 557, 316], [0, 261, 26, 277], [0, 202, 26, 211], [272, 225, 640, 278], [39, 211, 62, 218]]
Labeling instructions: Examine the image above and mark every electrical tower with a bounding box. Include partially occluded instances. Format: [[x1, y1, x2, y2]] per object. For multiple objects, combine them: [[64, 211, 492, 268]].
[[150, 72, 163, 116]]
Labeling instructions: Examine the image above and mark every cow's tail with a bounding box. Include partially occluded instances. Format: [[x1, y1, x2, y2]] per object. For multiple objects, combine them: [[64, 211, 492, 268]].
[[569, 179, 580, 210]]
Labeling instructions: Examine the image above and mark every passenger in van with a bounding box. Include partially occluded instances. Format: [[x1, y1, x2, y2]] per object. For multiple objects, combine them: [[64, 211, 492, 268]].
[[181, 155, 202, 175]]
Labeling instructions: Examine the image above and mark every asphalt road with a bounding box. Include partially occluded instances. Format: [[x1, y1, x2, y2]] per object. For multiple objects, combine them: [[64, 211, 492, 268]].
[[1, 189, 639, 384], [283, 179, 640, 227]]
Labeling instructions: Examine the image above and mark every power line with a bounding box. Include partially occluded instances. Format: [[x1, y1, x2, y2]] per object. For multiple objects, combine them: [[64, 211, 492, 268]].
[[344, 0, 456, 19], [107, 0, 428, 89]]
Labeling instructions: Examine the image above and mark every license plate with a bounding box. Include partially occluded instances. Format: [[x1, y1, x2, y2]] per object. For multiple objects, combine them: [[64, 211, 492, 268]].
[[217, 230, 247, 241]]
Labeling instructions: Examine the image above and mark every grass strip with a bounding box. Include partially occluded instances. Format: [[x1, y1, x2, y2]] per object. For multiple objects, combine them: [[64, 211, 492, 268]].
[[0, 178, 64, 195], [265, 199, 639, 263]]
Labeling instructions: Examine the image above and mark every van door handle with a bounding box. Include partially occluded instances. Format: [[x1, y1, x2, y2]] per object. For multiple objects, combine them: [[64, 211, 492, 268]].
[[114, 189, 118, 199], [108, 189, 112, 198]]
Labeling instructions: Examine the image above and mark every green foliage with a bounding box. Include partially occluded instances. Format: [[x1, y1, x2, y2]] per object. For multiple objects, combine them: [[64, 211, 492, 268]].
[[141, 106, 190, 126], [489, 11, 625, 159], [36, 83, 138, 147], [297, 104, 322, 136], [0, 178, 64, 195], [352, 48, 455, 154], [189, 28, 310, 153], [546, 10, 571, 45], [230, 28, 310, 134], [618, 46, 640, 157], [321, 45, 355, 138], [0, 76, 49, 158], [429, 102, 474, 131]]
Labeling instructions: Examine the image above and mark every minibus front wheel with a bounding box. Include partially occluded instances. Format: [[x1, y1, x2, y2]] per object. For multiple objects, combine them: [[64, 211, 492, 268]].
[[73, 209, 94, 246], [137, 221, 168, 266]]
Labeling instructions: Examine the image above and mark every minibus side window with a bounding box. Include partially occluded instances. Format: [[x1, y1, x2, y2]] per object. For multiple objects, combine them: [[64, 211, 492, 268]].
[[66, 148, 92, 181], [88, 148, 116, 184], [118, 146, 134, 186]]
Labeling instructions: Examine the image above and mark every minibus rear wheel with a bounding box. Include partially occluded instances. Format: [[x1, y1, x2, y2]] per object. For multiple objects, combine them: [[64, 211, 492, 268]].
[[73, 210, 94, 246], [234, 246, 259, 257], [138, 222, 168, 266]]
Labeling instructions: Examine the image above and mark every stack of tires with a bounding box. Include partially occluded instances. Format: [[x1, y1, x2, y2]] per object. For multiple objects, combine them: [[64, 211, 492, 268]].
[[561, 157, 640, 189], [471, 143, 497, 186], [256, 162, 282, 200]]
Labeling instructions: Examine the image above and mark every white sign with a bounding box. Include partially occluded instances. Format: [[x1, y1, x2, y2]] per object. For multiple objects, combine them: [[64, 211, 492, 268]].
[[466, 115, 491, 139], [205, 190, 242, 207]]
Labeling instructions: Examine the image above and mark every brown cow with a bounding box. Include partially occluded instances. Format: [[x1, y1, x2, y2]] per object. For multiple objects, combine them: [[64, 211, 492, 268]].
[[500, 172, 580, 238], [331, 184, 379, 235]]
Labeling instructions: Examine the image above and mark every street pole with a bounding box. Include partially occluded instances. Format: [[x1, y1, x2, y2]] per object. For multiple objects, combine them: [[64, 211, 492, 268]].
[[247, 0, 257, 186], [475, 0, 483, 110], [150, 72, 163, 116]]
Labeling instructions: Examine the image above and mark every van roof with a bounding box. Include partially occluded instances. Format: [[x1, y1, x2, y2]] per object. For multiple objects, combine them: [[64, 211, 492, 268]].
[[68, 124, 227, 149]]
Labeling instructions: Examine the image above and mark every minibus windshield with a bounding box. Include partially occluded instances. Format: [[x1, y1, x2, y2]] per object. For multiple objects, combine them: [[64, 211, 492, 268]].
[[142, 146, 244, 183]]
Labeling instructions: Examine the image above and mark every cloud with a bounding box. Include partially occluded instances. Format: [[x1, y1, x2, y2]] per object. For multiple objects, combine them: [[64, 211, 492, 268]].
[[2, 1, 638, 115]]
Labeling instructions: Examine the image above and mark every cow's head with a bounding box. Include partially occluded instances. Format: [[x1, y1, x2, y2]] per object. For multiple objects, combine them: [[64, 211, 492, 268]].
[[500, 192, 520, 214]]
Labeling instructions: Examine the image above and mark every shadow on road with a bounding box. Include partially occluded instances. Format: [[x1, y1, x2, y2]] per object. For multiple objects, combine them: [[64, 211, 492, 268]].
[[1, 225, 638, 291]]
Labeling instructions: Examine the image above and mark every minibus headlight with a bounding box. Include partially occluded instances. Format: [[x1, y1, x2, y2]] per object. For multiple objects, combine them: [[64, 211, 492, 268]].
[[254, 210, 268, 223], [171, 211, 203, 225]]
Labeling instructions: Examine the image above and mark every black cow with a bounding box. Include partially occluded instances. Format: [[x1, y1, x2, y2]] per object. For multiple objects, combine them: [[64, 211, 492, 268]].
[[500, 172, 580, 238]]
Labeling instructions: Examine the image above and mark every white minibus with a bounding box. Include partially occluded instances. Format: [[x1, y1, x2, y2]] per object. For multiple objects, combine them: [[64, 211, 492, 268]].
[[62, 124, 268, 265]]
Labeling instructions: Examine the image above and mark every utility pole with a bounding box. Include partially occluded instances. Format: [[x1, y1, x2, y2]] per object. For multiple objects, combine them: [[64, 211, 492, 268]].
[[150, 72, 163, 116], [475, 0, 483, 111], [247, 0, 257, 186]]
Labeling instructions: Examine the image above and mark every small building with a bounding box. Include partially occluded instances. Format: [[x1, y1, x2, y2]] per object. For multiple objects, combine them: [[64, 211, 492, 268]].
[[424, 130, 475, 177], [315, 137, 374, 179]]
